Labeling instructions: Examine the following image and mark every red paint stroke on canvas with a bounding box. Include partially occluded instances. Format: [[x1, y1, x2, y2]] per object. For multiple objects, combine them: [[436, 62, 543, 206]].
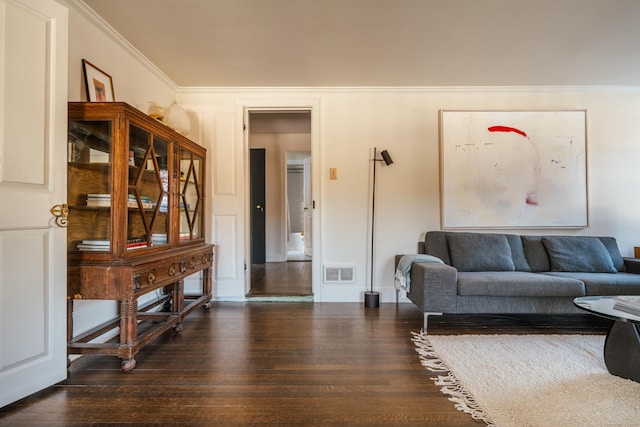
[[488, 125, 528, 138]]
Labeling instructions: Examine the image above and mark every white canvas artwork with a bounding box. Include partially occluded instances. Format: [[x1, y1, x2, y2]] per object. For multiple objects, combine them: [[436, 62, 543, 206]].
[[440, 110, 587, 228]]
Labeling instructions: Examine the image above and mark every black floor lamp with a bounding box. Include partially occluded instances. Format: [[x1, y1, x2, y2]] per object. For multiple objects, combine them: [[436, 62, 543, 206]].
[[365, 147, 393, 308]]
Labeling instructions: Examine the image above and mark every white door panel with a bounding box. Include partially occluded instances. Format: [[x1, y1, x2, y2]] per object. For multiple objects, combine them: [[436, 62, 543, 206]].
[[0, 0, 68, 408]]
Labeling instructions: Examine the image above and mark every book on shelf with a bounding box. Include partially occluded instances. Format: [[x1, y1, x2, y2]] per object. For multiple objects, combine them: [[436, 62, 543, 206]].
[[87, 200, 111, 207], [81, 239, 110, 245], [613, 296, 640, 316], [151, 233, 167, 244], [126, 241, 148, 249], [85, 194, 154, 209], [86, 193, 111, 207], [77, 244, 110, 251], [77, 237, 147, 251]]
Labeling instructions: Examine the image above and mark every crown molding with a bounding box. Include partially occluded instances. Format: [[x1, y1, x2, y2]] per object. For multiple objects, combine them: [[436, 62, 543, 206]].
[[176, 85, 640, 95], [62, 0, 177, 91]]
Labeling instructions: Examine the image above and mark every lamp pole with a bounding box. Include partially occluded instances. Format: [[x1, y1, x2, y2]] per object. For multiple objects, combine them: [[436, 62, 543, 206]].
[[365, 148, 380, 308], [365, 147, 392, 308]]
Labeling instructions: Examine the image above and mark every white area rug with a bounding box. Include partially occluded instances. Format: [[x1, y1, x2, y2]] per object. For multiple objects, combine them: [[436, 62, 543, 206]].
[[412, 333, 640, 427]]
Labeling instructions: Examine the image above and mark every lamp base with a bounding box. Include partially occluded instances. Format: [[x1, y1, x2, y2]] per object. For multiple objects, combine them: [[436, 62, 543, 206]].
[[364, 291, 380, 308]]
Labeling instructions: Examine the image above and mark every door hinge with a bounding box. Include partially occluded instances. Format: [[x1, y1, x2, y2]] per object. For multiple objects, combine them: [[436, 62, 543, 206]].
[[243, 122, 247, 131], [313, 200, 316, 209]]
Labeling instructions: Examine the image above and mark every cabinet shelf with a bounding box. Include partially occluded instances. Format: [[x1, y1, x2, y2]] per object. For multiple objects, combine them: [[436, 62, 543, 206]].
[[67, 102, 213, 371]]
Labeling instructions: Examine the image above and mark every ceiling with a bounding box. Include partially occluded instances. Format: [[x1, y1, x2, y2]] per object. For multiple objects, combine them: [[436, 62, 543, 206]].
[[83, 0, 640, 88]]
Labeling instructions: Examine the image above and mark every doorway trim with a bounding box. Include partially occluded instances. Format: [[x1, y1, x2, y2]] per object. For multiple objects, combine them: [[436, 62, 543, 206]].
[[238, 98, 321, 300]]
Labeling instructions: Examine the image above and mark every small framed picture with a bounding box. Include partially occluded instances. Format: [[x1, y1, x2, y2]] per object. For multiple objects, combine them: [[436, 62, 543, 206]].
[[82, 59, 115, 102]]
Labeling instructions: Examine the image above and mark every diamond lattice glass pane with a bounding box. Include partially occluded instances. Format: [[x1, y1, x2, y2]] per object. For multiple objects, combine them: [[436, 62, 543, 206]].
[[179, 148, 204, 241], [126, 126, 170, 250]]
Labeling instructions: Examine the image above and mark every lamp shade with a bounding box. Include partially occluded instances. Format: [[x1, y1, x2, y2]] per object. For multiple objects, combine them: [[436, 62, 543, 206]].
[[164, 102, 191, 135], [380, 150, 393, 165]]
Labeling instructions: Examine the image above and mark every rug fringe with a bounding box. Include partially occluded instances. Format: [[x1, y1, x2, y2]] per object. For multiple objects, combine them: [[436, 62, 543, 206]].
[[411, 332, 496, 427]]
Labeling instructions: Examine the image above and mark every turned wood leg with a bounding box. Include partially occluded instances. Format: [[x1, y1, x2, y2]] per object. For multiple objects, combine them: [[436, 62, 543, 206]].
[[603, 320, 640, 382], [119, 299, 138, 371], [173, 280, 184, 313], [172, 280, 184, 332], [121, 358, 136, 372], [203, 266, 212, 310]]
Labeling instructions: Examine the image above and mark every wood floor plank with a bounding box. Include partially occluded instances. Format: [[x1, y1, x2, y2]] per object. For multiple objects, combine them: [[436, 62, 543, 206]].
[[0, 302, 609, 426]]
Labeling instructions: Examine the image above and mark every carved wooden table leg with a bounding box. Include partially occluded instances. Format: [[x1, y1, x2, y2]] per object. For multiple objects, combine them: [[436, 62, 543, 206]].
[[172, 280, 184, 332], [119, 299, 138, 371], [203, 266, 212, 310]]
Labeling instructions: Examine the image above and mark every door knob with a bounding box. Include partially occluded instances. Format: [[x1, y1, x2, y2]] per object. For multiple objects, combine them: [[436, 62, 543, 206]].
[[256, 204, 264, 212], [50, 204, 69, 227]]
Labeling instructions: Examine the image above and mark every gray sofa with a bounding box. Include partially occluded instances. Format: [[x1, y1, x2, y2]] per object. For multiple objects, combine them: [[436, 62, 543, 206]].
[[396, 231, 640, 332]]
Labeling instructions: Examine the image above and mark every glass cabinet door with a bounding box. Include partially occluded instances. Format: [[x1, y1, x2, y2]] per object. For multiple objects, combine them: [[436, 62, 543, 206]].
[[179, 147, 204, 242], [67, 120, 112, 252], [128, 125, 170, 250]]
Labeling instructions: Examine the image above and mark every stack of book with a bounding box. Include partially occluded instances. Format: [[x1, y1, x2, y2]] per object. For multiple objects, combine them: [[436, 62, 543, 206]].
[[86, 194, 111, 207], [126, 237, 148, 250], [77, 239, 110, 251], [151, 233, 167, 245], [77, 238, 149, 251], [613, 296, 640, 316], [135, 195, 154, 210], [85, 194, 154, 209]]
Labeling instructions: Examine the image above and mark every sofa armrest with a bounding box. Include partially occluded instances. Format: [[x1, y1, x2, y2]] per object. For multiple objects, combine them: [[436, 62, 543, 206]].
[[623, 257, 640, 274], [407, 262, 458, 313]]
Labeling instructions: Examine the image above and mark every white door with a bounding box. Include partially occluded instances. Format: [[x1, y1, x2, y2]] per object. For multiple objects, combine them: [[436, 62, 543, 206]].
[[0, 0, 68, 407], [303, 157, 312, 257]]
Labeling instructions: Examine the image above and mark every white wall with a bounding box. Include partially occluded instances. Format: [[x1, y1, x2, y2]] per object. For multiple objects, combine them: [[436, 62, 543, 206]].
[[179, 87, 640, 303]]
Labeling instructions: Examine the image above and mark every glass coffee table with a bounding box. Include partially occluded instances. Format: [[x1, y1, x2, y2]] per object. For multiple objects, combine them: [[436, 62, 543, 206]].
[[574, 296, 640, 382]]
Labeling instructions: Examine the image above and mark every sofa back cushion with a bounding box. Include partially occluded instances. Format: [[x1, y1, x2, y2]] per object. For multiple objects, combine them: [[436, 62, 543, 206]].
[[521, 235, 551, 272], [447, 233, 515, 272], [424, 231, 452, 264], [598, 237, 626, 272], [542, 236, 617, 273], [425, 231, 530, 271], [503, 234, 531, 272]]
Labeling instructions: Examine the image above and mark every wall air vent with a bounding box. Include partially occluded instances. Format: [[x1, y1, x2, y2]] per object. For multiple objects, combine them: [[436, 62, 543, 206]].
[[323, 264, 356, 284]]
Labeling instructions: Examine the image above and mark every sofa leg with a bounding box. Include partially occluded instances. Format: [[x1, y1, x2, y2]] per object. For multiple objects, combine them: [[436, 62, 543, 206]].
[[423, 312, 443, 334]]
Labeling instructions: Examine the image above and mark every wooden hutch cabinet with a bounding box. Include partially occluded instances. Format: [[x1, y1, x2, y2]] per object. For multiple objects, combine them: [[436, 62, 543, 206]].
[[66, 102, 214, 371]]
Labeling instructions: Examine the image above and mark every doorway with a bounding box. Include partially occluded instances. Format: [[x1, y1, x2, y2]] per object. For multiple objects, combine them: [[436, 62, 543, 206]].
[[247, 111, 313, 297]]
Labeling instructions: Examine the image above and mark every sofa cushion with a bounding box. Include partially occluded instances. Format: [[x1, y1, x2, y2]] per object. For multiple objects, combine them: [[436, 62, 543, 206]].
[[447, 233, 515, 272], [544, 272, 640, 295], [504, 234, 531, 272], [598, 237, 626, 272], [542, 236, 617, 273], [457, 272, 586, 297], [424, 231, 452, 265], [521, 236, 551, 272]]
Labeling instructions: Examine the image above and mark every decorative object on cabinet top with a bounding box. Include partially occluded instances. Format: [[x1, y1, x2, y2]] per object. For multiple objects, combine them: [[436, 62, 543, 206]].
[[82, 59, 115, 102]]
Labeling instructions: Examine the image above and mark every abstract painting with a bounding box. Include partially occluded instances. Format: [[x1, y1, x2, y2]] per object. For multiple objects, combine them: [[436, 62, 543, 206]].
[[440, 110, 587, 228]]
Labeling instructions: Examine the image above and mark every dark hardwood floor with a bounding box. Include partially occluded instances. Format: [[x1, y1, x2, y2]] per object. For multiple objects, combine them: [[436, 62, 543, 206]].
[[0, 300, 610, 426], [249, 261, 312, 296]]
